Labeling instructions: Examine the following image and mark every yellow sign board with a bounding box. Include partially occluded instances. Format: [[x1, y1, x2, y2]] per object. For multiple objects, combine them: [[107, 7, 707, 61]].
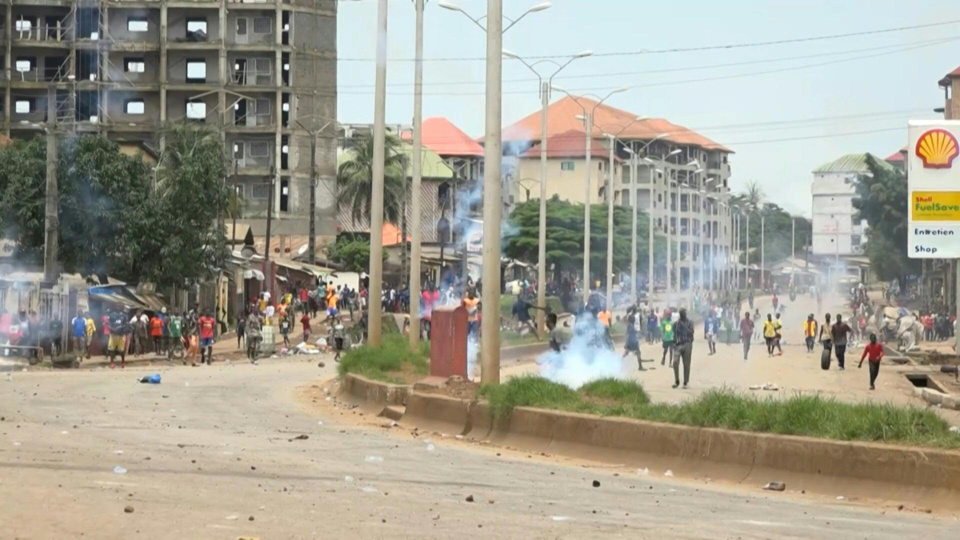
[[912, 191, 960, 221]]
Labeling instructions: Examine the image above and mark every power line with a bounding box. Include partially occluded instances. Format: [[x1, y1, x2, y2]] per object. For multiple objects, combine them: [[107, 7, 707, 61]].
[[334, 37, 957, 96], [334, 35, 960, 89], [336, 18, 960, 62]]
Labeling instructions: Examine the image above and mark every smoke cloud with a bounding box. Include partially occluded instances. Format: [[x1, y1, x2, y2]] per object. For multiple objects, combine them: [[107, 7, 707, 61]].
[[536, 314, 625, 388]]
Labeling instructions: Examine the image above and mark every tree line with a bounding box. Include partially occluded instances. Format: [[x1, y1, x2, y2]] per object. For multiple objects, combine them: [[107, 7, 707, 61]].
[[0, 124, 230, 288]]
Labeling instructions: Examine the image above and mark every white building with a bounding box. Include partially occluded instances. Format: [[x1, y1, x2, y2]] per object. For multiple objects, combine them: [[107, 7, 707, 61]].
[[811, 154, 878, 257]]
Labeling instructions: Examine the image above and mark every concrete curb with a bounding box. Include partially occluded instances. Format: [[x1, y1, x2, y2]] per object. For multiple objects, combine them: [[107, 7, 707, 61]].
[[408, 391, 960, 494], [336, 376, 960, 496], [914, 386, 960, 410], [341, 373, 411, 410]]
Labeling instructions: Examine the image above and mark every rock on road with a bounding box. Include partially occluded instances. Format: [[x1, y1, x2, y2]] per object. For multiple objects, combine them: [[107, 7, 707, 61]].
[[1, 360, 957, 539]]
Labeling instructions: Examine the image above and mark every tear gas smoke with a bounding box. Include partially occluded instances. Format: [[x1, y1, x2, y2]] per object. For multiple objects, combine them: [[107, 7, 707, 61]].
[[536, 313, 625, 388]]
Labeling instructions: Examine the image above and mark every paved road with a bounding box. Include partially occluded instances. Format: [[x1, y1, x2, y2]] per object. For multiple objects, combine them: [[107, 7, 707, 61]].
[[1, 360, 958, 539]]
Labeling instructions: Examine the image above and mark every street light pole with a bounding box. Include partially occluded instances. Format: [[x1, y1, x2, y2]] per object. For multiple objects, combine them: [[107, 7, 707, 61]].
[[367, 0, 389, 346], [479, 0, 504, 384], [503, 49, 591, 336], [606, 134, 615, 307], [761, 213, 766, 292], [409, 0, 425, 348], [440, 1, 552, 384]]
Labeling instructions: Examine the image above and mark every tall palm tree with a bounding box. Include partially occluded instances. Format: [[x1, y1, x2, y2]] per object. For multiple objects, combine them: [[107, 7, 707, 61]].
[[744, 180, 764, 211], [337, 133, 406, 226]]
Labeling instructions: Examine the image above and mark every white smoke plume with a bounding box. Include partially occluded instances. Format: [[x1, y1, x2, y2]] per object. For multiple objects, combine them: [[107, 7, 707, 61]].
[[536, 313, 626, 388]]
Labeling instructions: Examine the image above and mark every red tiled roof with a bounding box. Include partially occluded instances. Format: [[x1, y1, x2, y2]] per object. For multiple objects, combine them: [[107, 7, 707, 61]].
[[885, 147, 907, 162], [521, 129, 622, 161], [947, 66, 960, 78], [401, 117, 484, 157], [502, 96, 731, 153]]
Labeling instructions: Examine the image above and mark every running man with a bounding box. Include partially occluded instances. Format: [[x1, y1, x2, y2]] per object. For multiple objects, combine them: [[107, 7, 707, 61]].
[[803, 314, 817, 353], [197, 310, 216, 365], [623, 314, 643, 370], [739, 311, 754, 361], [859, 333, 884, 390], [660, 310, 675, 366]]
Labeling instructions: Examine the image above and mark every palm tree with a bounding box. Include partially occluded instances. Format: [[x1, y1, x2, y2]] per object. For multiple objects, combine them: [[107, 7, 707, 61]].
[[338, 133, 406, 226], [744, 180, 764, 211]]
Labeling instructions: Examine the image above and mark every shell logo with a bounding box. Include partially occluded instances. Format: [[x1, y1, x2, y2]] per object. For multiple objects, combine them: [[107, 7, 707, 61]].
[[915, 129, 959, 169]]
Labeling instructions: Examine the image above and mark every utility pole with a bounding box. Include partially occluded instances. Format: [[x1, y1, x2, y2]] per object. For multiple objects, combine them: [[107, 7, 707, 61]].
[[791, 216, 796, 260], [666, 175, 672, 295], [537, 80, 549, 334], [647, 157, 654, 300], [629, 145, 637, 302], [265, 175, 275, 296], [606, 135, 615, 308], [480, 0, 503, 384], [308, 132, 317, 265], [44, 84, 58, 284], [368, 0, 389, 346], [761, 214, 766, 291], [582, 111, 593, 305], [745, 212, 750, 288], [409, 0, 425, 347]]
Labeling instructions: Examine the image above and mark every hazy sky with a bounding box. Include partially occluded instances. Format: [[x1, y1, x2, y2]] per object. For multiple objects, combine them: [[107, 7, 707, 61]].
[[337, 0, 960, 216]]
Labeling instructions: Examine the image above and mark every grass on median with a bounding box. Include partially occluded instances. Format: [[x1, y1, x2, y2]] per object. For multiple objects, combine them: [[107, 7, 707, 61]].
[[479, 376, 960, 450], [337, 335, 429, 384]]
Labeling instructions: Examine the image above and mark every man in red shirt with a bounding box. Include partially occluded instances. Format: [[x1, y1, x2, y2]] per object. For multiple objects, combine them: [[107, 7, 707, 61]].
[[859, 333, 884, 390], [150, 313, 165, 355], [197, 311, 216, 365], [300, 312, 312, 344]]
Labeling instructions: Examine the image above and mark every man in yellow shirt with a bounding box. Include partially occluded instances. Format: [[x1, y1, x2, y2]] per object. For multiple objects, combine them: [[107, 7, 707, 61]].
[[463, 290, 480, 337], [803, 314, 817, 353], [763, 314, 777, 357], [84, 312, 96, 360]]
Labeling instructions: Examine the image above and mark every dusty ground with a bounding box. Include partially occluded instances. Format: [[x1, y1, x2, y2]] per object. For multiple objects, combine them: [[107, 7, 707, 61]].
[[505, 292, 960, 426], [2, 355, 960, 539]]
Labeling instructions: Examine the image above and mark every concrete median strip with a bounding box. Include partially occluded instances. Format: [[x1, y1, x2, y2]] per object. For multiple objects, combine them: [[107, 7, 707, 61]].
[[341, 374, 960, 501]]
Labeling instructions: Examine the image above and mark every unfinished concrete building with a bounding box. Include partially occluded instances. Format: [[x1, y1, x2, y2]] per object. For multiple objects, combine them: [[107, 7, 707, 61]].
[[2, 0, 338, 244]]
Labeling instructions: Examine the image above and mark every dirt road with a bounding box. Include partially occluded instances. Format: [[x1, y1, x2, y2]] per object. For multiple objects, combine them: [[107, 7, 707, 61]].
[[1, 359, 957, 539]]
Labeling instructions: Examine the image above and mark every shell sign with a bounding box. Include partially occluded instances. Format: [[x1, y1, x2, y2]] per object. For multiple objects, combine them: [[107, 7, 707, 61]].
[[908, 120, 960, 259], [915, 128, 959, 169]]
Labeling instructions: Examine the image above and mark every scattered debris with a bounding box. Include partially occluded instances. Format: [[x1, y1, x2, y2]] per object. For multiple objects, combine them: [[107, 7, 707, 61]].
[[637, 468, 649, 476], [124, 506, 135, 514], [288, 434, 309, 442], [361, 486, 379, 494], [763, 482, 786, 492], [138, 374, 162, 384], [425, 444, 436, 452], [836, 496, 846, 501], [664, 470, 674, 477], [465, 495, 474, 503], [364, 456, 384, 463], [592, 480, 601, 488], [949, 426, 960, 435], [248, 516, 255, 521], [344, 476, 355, 482], [551, 516, 571, 521], [898, 505, 905, 511], [225, 515, 239, 520], [318, 362, 326, 368], [113, 466, 127, 474]]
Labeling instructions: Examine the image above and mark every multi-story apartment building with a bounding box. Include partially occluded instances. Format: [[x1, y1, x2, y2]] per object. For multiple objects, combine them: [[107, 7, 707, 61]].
[[503, 96, 735, 291], [2, 0, 337, 246]]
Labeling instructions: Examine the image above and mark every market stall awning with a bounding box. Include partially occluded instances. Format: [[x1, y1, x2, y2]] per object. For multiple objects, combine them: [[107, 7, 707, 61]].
[[243, 269, 265, 281], [89, 291, 144, 311]]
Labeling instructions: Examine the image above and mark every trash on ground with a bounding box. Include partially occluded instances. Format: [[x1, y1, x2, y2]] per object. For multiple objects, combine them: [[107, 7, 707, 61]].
[[425, 444, 436, 452], [225, 515, 239, 520], [288, 434, 309, 442], [361, 486, 378, 493], [949, 426, 960, 434], [364, 456, 384, 463], [551, 516, 572, 521], [836, 496, 846, 501], [124, 506, 135, 513], [113, 466, 127, 474], [664, 470, 674, 477], [763, 482, 786, 491], [139, 374, 162, 384], [637, 468, 649, 476], [592, 480, 601, 488], [344, 476, 354, 482]]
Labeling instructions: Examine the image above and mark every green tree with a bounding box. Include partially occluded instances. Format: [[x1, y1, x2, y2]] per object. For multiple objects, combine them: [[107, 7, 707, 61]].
[[852, 154, 919, 284], [133, 124, 230, 287], [503, 195, 664, 283], [730, 193, 811, 267], [337, 133, 406, 226], [0, 136, 152, 280], [327, 236, 385, 272]]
